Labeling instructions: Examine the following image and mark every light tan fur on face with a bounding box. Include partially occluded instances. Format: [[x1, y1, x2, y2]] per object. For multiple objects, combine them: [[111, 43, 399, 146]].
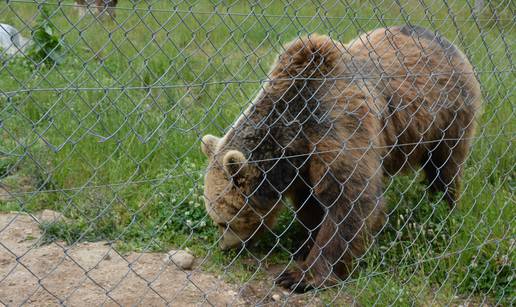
[[202, 137, 267, 250]]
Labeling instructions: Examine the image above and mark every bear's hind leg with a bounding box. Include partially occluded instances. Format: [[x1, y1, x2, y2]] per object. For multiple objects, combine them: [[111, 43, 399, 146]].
[[423, 138, 470, 208], [289, 186, 325, 261]]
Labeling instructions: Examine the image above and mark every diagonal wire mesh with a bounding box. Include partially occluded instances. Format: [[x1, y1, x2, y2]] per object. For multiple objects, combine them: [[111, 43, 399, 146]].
[[0, 0, 514, 305]]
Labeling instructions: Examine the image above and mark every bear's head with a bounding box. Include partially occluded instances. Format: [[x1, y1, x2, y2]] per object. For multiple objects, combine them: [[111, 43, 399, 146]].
[[201, 134, 282, 250]]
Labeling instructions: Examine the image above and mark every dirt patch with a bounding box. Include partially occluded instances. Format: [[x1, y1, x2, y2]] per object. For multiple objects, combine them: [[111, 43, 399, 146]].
[[0, 211, 247, 306], [0, 211, 336, 306]]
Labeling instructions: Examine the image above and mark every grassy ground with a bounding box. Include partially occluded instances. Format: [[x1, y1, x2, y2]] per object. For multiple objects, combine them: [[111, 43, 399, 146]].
[[0, 0, 514, 305]]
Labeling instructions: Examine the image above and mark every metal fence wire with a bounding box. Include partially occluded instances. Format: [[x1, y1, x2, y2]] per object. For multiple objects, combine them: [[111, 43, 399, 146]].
[[0, 0, 514, 306]]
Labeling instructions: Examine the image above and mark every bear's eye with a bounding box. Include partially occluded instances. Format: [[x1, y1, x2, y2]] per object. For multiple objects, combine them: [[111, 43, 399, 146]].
[[218, 222, 228, 229]]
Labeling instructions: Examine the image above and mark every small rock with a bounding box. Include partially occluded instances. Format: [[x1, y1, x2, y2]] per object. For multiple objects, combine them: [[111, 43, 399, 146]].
[[166, 250, 195, 270], [0, 23, 30, 56], [272, 294, 281, 301]]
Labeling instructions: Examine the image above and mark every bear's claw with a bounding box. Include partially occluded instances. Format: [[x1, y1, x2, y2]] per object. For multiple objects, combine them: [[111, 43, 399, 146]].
[[276, 269, 314, 293]]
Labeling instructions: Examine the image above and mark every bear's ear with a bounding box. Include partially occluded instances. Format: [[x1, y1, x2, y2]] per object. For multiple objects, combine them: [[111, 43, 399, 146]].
[[201, 134, 220, 158], [223, 150, 247, 179]]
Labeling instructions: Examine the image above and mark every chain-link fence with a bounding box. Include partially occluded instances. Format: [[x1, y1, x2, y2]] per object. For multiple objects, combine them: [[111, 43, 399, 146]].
[[0, 0, 514, 306]]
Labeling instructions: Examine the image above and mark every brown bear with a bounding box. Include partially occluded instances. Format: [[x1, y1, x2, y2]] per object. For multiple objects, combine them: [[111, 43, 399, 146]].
[[201, 25, 481, 292]]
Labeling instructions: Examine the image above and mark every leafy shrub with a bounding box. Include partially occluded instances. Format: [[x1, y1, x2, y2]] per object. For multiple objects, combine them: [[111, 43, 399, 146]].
[[26, 6, 66, 65]]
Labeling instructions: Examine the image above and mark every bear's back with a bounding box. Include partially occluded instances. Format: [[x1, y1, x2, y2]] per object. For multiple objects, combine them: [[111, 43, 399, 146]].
[[341, 26, 481, 173]]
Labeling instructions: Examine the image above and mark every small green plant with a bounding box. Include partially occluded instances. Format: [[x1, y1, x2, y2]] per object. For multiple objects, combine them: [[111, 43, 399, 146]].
[[152, 160, 217, 239], [0, 156, 16, 177], [26, 6, 66, 66]]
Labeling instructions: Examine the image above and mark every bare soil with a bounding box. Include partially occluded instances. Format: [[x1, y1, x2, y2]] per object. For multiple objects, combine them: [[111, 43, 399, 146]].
[[0, 211, 329, 306]]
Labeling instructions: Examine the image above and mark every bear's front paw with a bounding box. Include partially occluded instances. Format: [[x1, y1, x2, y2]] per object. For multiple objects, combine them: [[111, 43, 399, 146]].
[[276, 268, 315, 293], [293, 244, 310, 261]]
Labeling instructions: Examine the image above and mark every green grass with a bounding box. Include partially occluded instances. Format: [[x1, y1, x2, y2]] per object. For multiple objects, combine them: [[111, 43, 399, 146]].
[[0, 0, 514, 305]]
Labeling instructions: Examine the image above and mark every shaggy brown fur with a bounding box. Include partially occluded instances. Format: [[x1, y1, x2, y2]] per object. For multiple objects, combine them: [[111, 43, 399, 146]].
[[201, 25, 481, 292]]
